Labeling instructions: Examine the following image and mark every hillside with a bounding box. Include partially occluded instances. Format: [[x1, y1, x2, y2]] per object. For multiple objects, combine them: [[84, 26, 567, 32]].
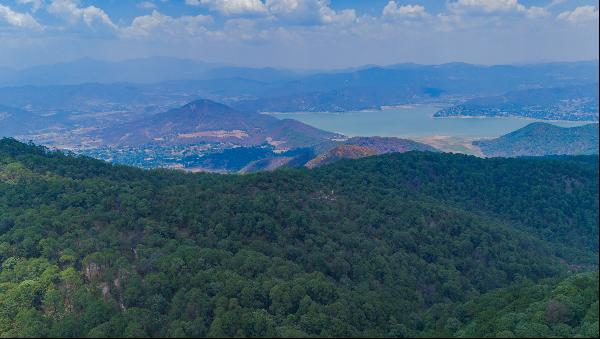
[[186, 147, 316, 173], [0, 104, 71, 138], [342, 136, 437, 154], [184, 136, 438, 172], [0, 138, 597, 337], [305, 144, 378, 168], [473, 123, 599, 157], [0, 105, 34, 135], [305, 137, 437, 168], [100, 99, 340, 150]]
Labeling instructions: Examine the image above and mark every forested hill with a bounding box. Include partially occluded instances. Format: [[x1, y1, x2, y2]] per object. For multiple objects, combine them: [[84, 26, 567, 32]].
[[0, 138, 598, 337], [474, 122, 599, 157]]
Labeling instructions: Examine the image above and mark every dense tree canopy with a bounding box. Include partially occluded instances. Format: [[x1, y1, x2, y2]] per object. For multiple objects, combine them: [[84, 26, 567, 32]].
[[0, 138, 598, 337], [445, 271, 599, 338]]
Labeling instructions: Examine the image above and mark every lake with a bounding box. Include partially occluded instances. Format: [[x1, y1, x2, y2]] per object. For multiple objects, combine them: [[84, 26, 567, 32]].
[[266, 105, 589, 138]]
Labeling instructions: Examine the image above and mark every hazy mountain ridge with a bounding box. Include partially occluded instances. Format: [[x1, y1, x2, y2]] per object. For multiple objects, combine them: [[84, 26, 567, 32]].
[[1, 59, 597, 116], [0, 57, 215, 86], [230, 62, 599, 113]]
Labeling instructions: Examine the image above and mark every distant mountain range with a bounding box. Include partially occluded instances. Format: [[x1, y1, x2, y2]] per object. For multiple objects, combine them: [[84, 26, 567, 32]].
[[0, 59, 597, 117], [436, 83, 599, 121], [0, 57, 307, 87], [0, 57, 213, 86], [473, 122, 599, 157], [231, 62, 599, 113]]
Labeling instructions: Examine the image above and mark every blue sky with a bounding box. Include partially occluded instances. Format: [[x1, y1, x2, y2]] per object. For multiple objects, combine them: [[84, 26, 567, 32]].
[[0, 0, 598, 69]]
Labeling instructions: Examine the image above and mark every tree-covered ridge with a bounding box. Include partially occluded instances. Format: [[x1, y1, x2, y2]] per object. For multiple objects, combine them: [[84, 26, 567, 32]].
[[473, 122, 599, 157], [313, 151, 599, 255], [442, 271, 598, 338], [0, 138, 598, 337]]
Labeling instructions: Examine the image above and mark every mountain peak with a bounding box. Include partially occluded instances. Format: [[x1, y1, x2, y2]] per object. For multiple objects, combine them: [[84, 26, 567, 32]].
[[181, 99, 235, 111], [101, 99, 337, 148]]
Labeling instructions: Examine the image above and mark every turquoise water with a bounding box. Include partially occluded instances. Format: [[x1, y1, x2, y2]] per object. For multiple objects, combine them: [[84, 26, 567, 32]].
[[266, 105, 590, 138]]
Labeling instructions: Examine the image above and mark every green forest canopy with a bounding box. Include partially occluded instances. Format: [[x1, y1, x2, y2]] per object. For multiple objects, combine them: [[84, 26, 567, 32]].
[[0, 138, 598, 337]]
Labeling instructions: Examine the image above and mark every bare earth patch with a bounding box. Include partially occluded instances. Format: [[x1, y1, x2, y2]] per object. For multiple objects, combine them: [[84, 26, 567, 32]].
[[412, 136, 486, 157], [177, 130, 248, 139]]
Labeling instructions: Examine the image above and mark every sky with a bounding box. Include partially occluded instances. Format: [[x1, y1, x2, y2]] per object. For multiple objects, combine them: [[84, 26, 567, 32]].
[[0, 0, 598, 69]]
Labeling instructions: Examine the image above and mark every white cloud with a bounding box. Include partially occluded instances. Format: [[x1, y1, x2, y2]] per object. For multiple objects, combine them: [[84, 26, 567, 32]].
[[186, 0, 356, 24], [558, 6, 599, 24], [266, 0, 356, 25], [447, 0, 548, 22], [449, 0, 526, 13], [48, 0, 117, 30], [316, 6, 356, 25], [382, 2, 428, 19], [526, 6, 548, 19], [187, 0, 268, 16], [547, 0, 566, 8], [16, 0, 44, 13], [0, 4, 43, 29], [122, 10, 213, 37], [138, 1, 157, 10], [1, 0, 597, 70]]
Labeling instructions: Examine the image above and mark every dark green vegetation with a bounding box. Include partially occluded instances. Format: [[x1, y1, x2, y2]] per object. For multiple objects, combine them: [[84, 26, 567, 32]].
[[0, 138, 598, 337], [436, 84, 599, 122], [448, 271, 599, 338], [474, 122, 599, 157], [194, 147, 316, 173]]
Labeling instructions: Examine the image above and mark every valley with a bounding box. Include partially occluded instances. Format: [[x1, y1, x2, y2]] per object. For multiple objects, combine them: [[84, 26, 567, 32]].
[[2, 98, 597, 172]]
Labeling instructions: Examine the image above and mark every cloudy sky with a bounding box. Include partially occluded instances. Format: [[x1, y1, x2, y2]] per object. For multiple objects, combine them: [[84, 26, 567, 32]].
[[0, 0, 598, 69]]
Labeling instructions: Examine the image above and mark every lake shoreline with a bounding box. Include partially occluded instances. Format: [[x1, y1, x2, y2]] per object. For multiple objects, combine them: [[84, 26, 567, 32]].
[[264, 109, 598, 124], [264, 105, 591, 139]]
